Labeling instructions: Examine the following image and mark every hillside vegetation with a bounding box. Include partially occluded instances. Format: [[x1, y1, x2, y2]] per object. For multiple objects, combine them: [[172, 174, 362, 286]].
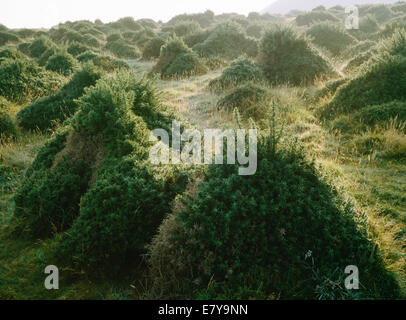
[[0, 3, 405, 300]]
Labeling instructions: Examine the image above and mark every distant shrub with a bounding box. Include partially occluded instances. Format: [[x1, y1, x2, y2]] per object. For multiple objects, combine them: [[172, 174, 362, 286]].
[[167, 10, 215, 28], [184, 30, 211, 48], [320, 29, 406, 118], [153, 36, 191, 76], [306, 22, 356, 56], [208, 58, 263, 92], [17, 64, 103, 131], [342, 40, 376, 58], [133, 28, 158, 49], [106, 33, 123, 43], [365, 5, 395, 23], [0, 31, 20, 46], [147, 130, 400, 299], [391, 2, 406, 14], [46, 50, 78, 76], [359, 15, 381, 34], [295, 11, 340, 26], [29, 37, 56, 58], [104, 39, 141, 59], [172, 21, 202, 37], [67, 42, 91, 57], [380, 21, 406, 39], [246, 24, 264, 39], [343, 48, 377, 73], [0, 57, 64, 104], [0, 97, 17, 139], [217, 83, 271, 121], [258, 26, 333, 85], [37, 47, 57, 66], [193, 22, 258, 59], [0, 48, 26, 61], [352, 100, 406, 127], [17, 42, 31, 55], [315, 78, 347, 100], [109, 17, 143, 31], [142, 37, 165, 60], [164, 52, 208, 79], [77, 51, 129, 72]]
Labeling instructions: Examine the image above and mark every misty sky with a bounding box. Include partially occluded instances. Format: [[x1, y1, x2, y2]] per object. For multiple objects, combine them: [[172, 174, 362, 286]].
[[1, 0, 276, 29]]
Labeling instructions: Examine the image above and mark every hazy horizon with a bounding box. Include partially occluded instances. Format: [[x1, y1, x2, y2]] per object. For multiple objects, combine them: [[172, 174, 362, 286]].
[[1, 0, 276, 29]]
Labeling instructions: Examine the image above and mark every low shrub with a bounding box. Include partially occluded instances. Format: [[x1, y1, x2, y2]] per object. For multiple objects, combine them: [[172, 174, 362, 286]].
[[77, 51, 129, 72], [258, 25, 333, 85], [0, 31, 20, 46], [352, 100, 406, 128], [17, 64, 103, 131], [164, 52, 208, 79], [217, 83, 271, 121], [208, 58, 263, 92], [365, 5, 395, 23], [142, 37, 165, 60], [0, 57, 64, 104], [0, 97, 17, 139], [295, 11, 340, 26], [192, 22, 258, 59], [147, 130, 400, 299], [306, 22, 356, 56], [29, 37, 56, 58], [320, 29, 406, 119], [104, 39, 141, 59], [46, 50, 78, 76]]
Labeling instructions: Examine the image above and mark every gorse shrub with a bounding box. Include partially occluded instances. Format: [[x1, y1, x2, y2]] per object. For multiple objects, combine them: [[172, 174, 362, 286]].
[[295, 11, 340, 26], [104, 39, 141, 59], [0, 56, 64, 104], [164, 52, 208, 79], [306, 22, 357, 56], [208, 58, 263, 92], [0, 31, 20, 46], [45, 50, 78, 76], [192, 22, 258, 59], [67, 42, 91, 57], [320, 29, 406, 119], [352, 100, 406, 128], [216, 83, 271, 122], [142, 37, 165, 60], [172, 21, 202, 37], [17, 64, 103, 131], [359, 15, 381, 34], [258, 25, 333, 85], [29, 36, 56, 58], [365, 5, 395, 23], [77, 51, 129, 72], [153, 36, 191, 77], [0, 97, 17, 139], [14, 71, 189, 273], [148, 128, 400, 299]]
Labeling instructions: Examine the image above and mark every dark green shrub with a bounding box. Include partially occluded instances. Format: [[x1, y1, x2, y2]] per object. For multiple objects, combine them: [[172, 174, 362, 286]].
[[184, 30, 211, 48], [342, 40, 376, 59], [109, 17, 143, 31], [295, 11, 340, 26], [29, 36, 56, 58], [0, 57, 64, 104], [172, 21, 202, 37], [0, 97, 17, 139], [133, 28, 158, 49], [17, 42, 31, 55], [0, 48, 26, 61], [148, 131, 400, 299], [352, 100, 406, 127], [37, 47, 57, 66], [365, 5, 394, 23], [246, 24, 264, 39], [0, 31, 20, 46], [359, 15, 381, 34], [16, 29, 37, 39], [106, 33, 123, 43], [153, 36, 191, 76], [192, 22, 258, 59], [208, 58, 263, 92], [306, 22, 356, 56], [343, 48, 377, 73], [320, 29, 406, 119], [164, 52, 208, 79], [77, 51, 129, 72], [104, 39, 141, 59], [15, 71, 188, 274], [167, 10, 215, 28], [17, 64, 103, 131], [45, 50, 78, 76], [315, 78, 348, 100], [67, 42, 91, 57], [258, 26, 333, 85], [142, 37, 165, 60], [217, 83, 271, 121]]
